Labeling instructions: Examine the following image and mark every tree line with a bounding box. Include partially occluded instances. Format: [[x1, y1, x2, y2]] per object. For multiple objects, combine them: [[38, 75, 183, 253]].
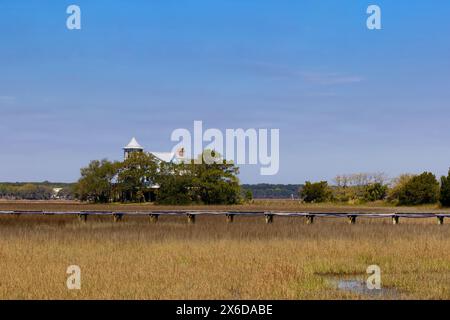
[[241, 184, 302, 199], [73, 151, 242, 205], [300, 170, 450, 206], [0, 182, 73, 200], [5, 164, 450, 208]]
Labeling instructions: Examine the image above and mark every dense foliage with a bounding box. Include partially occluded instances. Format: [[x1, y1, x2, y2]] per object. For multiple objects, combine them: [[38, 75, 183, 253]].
[[298, 171, 445, 206], [440, 169, 450, 207], [363, 183, 388, 202], [0, 182, 73, 200], [5, 166, 450, 207], [300, 181, 331, 203], [73, 151, 241, 205], [397, 172, 439, 205], [73, 159, 120, 203]]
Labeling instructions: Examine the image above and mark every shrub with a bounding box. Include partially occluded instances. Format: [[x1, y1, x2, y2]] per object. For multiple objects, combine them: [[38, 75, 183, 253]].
[[440, 169, 450, 207], [388, 174, 415, 202], [155, 174, 193, 205], [397, 172, 439, 205], [363, 183, 388, 202], [300, 181, 331, 203], [74, 159, 120, 203], [243, 189, 253, 202], [331, 186, 364, 203]]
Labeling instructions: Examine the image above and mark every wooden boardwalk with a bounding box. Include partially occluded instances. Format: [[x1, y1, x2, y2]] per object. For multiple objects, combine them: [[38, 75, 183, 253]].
[[1, 210, 449, 224]]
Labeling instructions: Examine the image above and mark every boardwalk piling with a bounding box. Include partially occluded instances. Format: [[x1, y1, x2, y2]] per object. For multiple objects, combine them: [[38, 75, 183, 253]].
[[149, 214, 159, 223], [265, 213, 274, 224], [78, 213, 88, 222], [306, 215, 315, 224], [348, 215, 357, 225], [113, 213, 123, 223], [437, 216, 444, 225], [187, 214, 196, 224], [392, 215, 399, 225], [226, 214, 234, 223]]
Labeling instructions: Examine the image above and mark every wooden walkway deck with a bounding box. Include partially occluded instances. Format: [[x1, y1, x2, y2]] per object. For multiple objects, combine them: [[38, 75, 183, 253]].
[[1, 210, 449, 224]]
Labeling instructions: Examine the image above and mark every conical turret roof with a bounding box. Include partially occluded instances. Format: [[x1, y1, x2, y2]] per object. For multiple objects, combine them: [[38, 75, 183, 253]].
[[124, 137, 143, 150]]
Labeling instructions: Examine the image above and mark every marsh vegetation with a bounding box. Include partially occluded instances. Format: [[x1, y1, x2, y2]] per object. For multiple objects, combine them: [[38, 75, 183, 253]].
[[0, 203, 449, 299]]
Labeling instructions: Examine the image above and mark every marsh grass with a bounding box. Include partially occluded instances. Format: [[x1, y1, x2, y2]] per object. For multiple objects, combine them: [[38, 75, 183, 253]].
[[0, 210, 449, 299]]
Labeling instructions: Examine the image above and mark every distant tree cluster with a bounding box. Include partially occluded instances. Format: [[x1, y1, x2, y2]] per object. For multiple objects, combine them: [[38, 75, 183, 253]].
[[300, 170, 450, 207], [73, 151, 241, 205], [300, 173, 388, 204], [0, 182, 73, 200], [241, 184, 302, 199]]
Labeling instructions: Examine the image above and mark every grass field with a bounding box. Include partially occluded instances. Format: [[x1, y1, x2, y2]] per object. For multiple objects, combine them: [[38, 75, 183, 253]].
[[0, 200, 449, 299]]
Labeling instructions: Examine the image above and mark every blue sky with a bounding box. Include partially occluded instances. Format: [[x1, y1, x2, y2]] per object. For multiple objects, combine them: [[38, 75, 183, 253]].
[[1, 0, 450, 183]]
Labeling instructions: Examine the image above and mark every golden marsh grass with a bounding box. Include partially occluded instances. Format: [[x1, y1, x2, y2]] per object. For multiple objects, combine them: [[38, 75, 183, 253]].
[[0, 208, 449, 299]]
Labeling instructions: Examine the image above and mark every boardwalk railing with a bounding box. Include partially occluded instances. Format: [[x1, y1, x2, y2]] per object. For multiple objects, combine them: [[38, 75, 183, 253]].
[[0, 210, 449, 225]]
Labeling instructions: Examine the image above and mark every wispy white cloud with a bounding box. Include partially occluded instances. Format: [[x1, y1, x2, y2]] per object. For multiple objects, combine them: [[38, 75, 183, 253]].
[[302, 72, 364, 85], [234, 60, 364, 85]]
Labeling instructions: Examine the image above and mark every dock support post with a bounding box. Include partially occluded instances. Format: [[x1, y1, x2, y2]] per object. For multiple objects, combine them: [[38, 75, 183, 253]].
[[392, 215, 399, 225], [226, 214, 234, 223], [306, 215, 315, 224], [113, 213, 123, 222], [437, 216, 444, 225], [149, 214, 159, 223], [348, 215, 357, 225], [78, 213, 88, 222], [187, 214, 196, 224], [265, 213, 274, 224]]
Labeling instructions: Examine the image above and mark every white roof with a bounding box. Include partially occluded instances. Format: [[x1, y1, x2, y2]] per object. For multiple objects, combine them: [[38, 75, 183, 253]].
[[124, 137, 143, 150], [150, 152, 176, 163]]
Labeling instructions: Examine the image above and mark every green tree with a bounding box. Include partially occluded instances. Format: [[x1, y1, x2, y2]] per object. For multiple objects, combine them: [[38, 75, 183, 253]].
[[440, 169, 450, 207], [190, 150, 241, 205], [74, 149, 241, 205], [363, 183, 388, 202], [117, 152, 159, 202], [74, 159, 119, 203], [300, 181, 331, 203], [397, 172, 439, 205], [244, 189, 253, 202], [155, 162, 194, 205], [154, 151, 241, 205], [387, 174, 414, 202]]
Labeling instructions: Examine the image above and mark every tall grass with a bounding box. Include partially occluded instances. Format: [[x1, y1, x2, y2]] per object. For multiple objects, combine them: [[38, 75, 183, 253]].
[[0, 214, 449, 299]]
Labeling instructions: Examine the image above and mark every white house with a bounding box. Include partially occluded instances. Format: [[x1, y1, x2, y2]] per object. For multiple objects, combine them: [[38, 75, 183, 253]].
[[121, 137, 187, 200], [123, 137, 186, 163]]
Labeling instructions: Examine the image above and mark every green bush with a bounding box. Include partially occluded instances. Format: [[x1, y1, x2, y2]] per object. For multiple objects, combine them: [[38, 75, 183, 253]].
[[155, 174, 194, 205], [387, 174, 414, 202], [363, 183, 388, 201], [243, 189, 253, 202], [440, 169, 450, 207], [397, 172, 439, 205], [300, 181, 331, 203]]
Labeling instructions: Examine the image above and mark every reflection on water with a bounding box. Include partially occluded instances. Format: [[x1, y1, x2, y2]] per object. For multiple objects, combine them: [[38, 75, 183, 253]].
[[325, 276, 399, 299]]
